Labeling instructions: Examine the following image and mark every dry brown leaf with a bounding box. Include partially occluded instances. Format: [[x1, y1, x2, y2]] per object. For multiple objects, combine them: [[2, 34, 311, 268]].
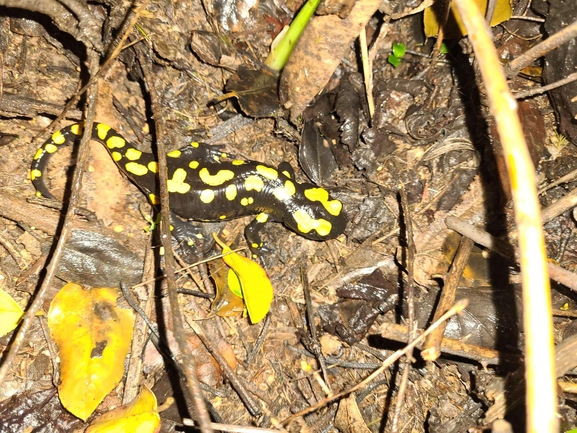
[[280, 0, 382, 122], [334, 393, 372, 433]]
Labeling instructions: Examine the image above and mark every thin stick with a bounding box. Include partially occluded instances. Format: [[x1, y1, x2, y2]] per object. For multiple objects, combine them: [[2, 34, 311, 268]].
[[390, 188, 417, 430], [453, 1, 557, 430], [0, 53, 100, 384], [514, 71, 577, 99], [421, 236, 474, 361], [359, 27, 374, 121], [281, 300, 468, 425], [445, 216, 577, 292], [138, 51, 213, 433], [504, 19, 577, 78]]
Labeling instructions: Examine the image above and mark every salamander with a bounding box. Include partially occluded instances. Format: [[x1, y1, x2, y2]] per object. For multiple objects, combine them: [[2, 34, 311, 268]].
[[30, 123, 347, 256]]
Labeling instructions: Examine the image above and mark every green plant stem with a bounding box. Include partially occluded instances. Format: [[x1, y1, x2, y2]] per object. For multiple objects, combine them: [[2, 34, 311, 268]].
[[264, 0, 321, 71]]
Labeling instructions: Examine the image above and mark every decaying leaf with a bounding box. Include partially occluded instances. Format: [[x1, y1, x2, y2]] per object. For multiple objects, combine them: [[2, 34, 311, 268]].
[[209, 260, 245, 317], [0, 287, 24, 337], [48, 283, 135, 421], [280, 0, 383, 121], [334, 394, 372, 433], [85, 385, 160, 433]]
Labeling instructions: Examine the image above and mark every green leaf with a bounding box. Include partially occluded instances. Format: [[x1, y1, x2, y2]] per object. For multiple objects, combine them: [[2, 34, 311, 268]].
[[392, 43, 406, 58], [387, 55, 401, 67]]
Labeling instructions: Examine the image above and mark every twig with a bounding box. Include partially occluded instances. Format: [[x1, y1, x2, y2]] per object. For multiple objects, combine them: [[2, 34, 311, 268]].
[[541, 186, 577, 225], [281, 300, 468, 425], [538, 168, 577, 194], [453, 0, 557, 429], [0, 0, 103, 52], [504, 19, 577, 78], [514, 71, 577, 99], [0, 232, 28, 270], [445, 216, 577, 292], [301, 264, 331, 392], [187, 318, 263, 418], [390, 188, 416, 430], [359, 27, 374, 122], [0, 52, 100, 385], [421, 236, 474, 361], [139, 50, 213, 431], [182, 420, 283, 432], [40, 0, 150, 136], [379, 322, 520, 366], [245, 313, 271, 366]]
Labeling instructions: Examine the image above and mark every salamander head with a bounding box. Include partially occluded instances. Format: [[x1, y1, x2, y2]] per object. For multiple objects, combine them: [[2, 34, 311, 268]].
[[283, 186, 346, 241]]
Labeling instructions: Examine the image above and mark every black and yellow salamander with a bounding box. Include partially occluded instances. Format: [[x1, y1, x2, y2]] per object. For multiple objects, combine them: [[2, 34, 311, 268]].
[[30, 123, 347, 255]]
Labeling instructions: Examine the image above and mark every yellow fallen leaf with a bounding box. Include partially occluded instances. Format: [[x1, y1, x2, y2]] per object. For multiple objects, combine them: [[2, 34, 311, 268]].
[[0, 287, 24, 337], [424, 0, 512, 38], [85, 385, 160, 433], [213, 234, 274, 323], [48, 283, 135, 421]]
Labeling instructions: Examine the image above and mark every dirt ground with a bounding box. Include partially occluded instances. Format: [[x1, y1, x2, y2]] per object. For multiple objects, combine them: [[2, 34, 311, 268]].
[[0, 0, 576, 431]]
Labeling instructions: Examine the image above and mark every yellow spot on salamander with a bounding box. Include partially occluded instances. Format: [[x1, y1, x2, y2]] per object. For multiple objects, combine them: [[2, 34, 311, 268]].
[[190, 142, 199, 148], [256, 165, 278, 180], [125, 162, 148, 176], [282, 170, 291, 178], [245, 175, 264, 192], [33, 148, 44, 160], [167, 149, 181, 158], [304, 188, 342, 216], [125, 148, 142, 161], [221, 152, 227, 158], [189, 161, 199, 169], [111, 152, 122, 162], [45, 143, 58, 154], [293, 209, 332, 236], [70, 124, 82, 135], [225, 184, 237, 201], [106, 135, 126, 149], [30, 169, 42, 180], [200, 189, 215, 203], [199, 167, 235, 186], [256, 213, 268, 223], [240, 197, 255, 206], [96, 123, 111, 140], [251, 243, 259, 249], [220, 215, 227, 220], [148, 161, 158, 173], [35, 191, 42, 198], [273, 180, 296, 201], [51, 131, 65, 145], [232, 160, 245, 166], [149, 193, 160, 204], [167, 168, 191, 194]]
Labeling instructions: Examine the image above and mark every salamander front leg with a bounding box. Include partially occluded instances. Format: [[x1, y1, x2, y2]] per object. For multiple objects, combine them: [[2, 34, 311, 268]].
[[169, 212, 222, 262], [244, 212, 274, 259]]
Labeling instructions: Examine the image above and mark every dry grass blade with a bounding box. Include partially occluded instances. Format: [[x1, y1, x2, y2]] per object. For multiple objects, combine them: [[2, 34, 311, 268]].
[[452, 0, 557, 431]]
